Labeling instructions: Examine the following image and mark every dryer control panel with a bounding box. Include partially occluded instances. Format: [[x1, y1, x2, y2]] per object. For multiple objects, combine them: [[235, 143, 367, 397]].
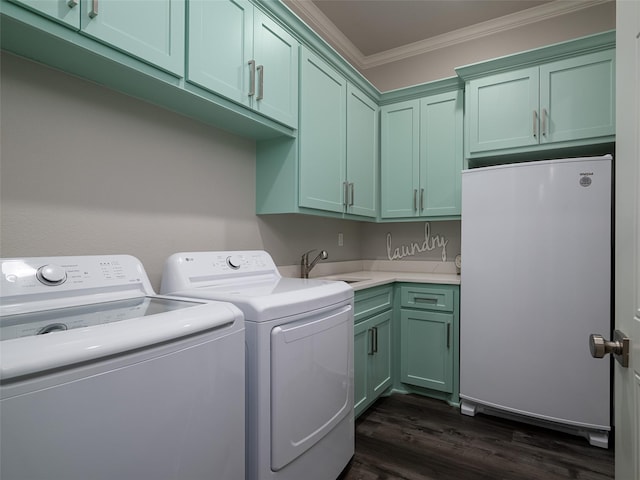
[[161, 250, 280, 293]]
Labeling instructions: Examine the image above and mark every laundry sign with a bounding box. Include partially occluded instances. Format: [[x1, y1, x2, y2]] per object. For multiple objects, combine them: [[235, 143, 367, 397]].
[[386, 222, 449, 261]]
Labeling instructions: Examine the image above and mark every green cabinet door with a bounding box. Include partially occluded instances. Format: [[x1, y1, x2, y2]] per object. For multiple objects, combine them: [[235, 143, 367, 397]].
[[188, 1, 298, 128], [539, 50, 615, 144], [10, 0, 80, 28], [380, 99, 420, 218], [354, 310, 393, 418], [346, 84, 378, 218], [400, 309, 453, 393], [353, 319, 371, 416], [466, 67, 539, 154], [299, 48, 347, 213], [187, 0, 253, 106], [252, 10, 299, 128], [369, 310, 392, 398], [80, 0, 184, 76], [419, 90, 463, 217]]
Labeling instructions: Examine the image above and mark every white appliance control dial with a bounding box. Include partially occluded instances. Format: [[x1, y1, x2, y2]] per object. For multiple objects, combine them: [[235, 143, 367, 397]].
[[36, 264, 67, 286], [226, 255, 242, 270]]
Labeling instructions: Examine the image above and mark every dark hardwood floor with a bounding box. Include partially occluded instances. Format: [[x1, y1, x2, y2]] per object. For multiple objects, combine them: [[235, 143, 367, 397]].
[[340, 394, 614, 480]]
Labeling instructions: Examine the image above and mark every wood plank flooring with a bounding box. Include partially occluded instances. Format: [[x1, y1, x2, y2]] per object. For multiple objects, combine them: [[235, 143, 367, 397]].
[[339, 394, 614, 480]]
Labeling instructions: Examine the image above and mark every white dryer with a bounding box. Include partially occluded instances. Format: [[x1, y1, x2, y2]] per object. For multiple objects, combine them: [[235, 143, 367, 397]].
[[0, 255, 245, 480], [161, 250, 354, 480]]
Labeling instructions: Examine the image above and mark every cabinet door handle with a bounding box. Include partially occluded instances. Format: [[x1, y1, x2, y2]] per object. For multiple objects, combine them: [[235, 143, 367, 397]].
[[420, 188, 424, 212], [88, 0, 98, 17], [372, 326, 378, 353], [343, 181, 348, 207], [368, 328, 375, 355], [446, 323, 451, 349], [542, 108, 548, 137], [248, 60, 256, 97], [67, 0, 78, 8], [349, 183, 354, 206], [532, 110, 538, 138], [413, 189, 418, 211], [256, 65, 264, 100], [414, 297, 437, 304]]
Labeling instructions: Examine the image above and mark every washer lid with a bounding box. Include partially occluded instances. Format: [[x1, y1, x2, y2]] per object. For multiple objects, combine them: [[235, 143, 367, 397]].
[[1, 296, 205, 340], [175, 277, 353, 321], [0, 297, 243, 381]]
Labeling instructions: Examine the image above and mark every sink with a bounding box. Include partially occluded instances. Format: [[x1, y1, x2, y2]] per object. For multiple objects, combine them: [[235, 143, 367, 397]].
[[330, 277, 371, 284]]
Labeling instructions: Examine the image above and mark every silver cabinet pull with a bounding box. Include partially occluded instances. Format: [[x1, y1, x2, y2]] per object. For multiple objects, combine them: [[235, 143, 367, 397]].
[[67, 0, 78, 7], [349, 183, 354, 206], [248, 60, 256, 97], [343, 181, 348, 207], [88, 0, 98, 17], [368, 328, 375, 355], [446, 323, 451, 349], [420, 188, 424, 212], [415, 297, 437, 304], [532, 110, 538, 138], [542, 108, 548, 137], [256, 65, 264, 100], [413, 189, 418, 211], [372, 326, 378, 353]]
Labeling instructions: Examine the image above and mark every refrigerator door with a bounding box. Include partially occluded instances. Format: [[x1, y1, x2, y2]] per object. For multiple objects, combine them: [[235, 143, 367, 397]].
[[460, 156, 611, 432]]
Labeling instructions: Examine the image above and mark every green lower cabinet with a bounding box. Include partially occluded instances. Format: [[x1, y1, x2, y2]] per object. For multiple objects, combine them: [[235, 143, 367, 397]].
[[396, 283, 460, 406], [400, 309, 452, 392], [354, 310, 393, 418], [353, 285, 393, 418]]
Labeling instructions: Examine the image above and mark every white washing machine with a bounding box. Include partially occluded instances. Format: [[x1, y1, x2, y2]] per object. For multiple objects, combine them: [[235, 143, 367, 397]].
[[0, 255, 245, 480], [160, 250, 354, 480]]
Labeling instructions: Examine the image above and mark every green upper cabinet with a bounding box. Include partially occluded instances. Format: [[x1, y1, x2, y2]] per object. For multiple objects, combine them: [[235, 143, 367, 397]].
[[380, 99, 420, 219], [462, 42, 615, 158], [299, 48, 347, 213], [9, 0, 80, 28], [10, 0, 185, 75], [345, 83, 378, 218], [380, 86, 463, 219], [466, 67, 539, 153], [419, 90, 463, 217], [187, 0, 299, 128], [539, 50, 615, 144], [298, 47, 378, 218]]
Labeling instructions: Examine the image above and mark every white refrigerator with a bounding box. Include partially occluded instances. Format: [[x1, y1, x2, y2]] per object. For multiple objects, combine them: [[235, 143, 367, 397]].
[[459, 155, 612, 448]]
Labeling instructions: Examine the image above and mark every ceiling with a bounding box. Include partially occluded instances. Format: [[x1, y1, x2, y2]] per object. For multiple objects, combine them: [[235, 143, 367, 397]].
[[283, 0, 608, 69]]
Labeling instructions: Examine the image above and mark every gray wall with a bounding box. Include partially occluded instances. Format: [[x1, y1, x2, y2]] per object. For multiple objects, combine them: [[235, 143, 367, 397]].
[[361, 221, 461, 262], [0, 53, 362, 289]]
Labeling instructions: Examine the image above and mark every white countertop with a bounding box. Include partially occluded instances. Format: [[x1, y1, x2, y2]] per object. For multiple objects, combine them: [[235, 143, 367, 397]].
[[278, 260, 460, 291], [318, 270, 460, 291]]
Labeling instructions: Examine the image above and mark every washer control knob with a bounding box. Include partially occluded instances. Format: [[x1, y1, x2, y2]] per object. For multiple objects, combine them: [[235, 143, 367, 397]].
[[226, 255, 242, 270], [37, 264, 67, 285]]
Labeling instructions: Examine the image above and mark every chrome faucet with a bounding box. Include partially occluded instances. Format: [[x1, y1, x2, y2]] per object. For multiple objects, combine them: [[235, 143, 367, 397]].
[[301, 249, 328, 278]]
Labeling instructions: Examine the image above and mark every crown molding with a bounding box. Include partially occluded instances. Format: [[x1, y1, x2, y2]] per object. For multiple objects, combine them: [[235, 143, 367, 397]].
[[284, 0, 367, 66], [287, 0, 612, 70]]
